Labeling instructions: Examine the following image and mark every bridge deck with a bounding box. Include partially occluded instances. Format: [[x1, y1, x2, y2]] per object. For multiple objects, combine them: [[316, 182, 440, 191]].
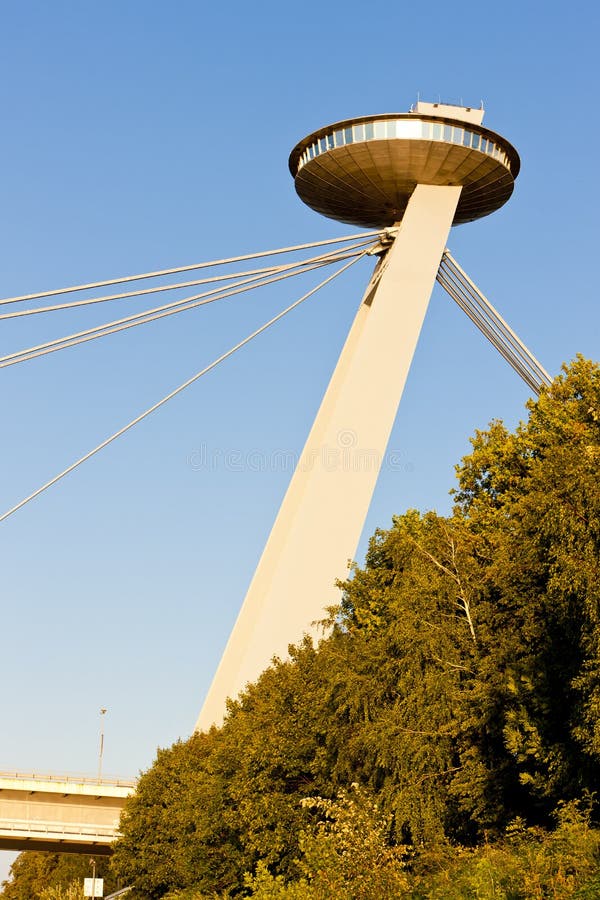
[[0, 770, 136, 855]]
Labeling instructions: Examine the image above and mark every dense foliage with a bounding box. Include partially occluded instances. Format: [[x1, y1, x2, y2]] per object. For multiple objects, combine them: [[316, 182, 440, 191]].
[[6, 357, 600, 899], [243, 794, 600, 899], [0, 853, 116, 900], [108, 357, 600, 897]]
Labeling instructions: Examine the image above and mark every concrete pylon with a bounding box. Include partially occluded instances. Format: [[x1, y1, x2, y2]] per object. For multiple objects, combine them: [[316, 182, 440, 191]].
[[196, 183, 462, 731]]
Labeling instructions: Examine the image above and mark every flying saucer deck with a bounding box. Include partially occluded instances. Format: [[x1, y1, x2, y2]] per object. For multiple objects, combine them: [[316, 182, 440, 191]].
[[289, 114, 519, 228]]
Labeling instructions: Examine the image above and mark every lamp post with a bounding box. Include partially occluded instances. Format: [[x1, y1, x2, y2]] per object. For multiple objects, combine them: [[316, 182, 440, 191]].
[[97, 708, 107, 781]]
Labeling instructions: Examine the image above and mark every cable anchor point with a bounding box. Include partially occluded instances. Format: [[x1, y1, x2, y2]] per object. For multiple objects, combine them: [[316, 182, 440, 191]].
[[369, 227, 400, 256]]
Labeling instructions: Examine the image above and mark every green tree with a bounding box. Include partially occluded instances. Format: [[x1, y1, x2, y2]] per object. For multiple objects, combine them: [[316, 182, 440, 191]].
[[112, 357, 600, 897], [39, 884, 84, 900], [453, 356, 600, 815], [0, 853, 116, 900], [411, 798, 600, 898], [331, 509, 492, 841], [113, 639, 353, 896], [244, 785, 409, 899]]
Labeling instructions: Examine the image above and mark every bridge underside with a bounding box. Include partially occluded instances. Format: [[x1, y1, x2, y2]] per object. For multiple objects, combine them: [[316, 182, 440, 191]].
[[0, 772, 134, 858], [0, 833, 113, 855]]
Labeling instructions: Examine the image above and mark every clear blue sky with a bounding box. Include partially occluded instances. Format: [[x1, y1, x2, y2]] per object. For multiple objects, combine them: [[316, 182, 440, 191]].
[[1, 0, 599, 882]]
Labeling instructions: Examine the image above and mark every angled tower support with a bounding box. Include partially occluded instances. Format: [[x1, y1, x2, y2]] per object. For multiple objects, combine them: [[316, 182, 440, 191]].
[[197, 184, 462, 730]]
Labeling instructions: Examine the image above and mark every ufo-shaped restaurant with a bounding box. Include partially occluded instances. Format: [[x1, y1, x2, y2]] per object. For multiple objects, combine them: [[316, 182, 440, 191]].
[[289, 101, 520, 229]]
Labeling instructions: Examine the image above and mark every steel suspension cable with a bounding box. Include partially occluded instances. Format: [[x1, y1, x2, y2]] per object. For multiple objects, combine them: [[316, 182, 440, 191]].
[[0, 245, 376, 369], [0, 250, 369, 524], [441, 251, 552, 383], [437, 269, 543, 393], [438, 261, 549, 389], [0, 239, 377, 319], [437, 251, 551, 394], [436, 264, 526, 371], [1, 231, 381, 306], [437, 272, 543, 394]]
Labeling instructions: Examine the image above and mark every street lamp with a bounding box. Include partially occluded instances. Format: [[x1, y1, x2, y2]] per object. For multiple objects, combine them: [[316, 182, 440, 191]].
[[90, 858, 96, 899], [98, 708, 107, 781]]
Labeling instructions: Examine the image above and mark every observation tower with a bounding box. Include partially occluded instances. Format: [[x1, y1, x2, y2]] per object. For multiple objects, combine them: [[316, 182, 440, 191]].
[[197, 101, 540, 730]]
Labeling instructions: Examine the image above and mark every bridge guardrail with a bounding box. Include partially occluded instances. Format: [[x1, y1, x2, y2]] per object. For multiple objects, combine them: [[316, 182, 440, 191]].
[[0, 816, 119, 839], [0, 770, 136, 788]]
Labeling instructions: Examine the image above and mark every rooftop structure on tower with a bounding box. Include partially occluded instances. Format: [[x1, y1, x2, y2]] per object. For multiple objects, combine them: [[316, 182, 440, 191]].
[[289, 100, 519, 228]]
